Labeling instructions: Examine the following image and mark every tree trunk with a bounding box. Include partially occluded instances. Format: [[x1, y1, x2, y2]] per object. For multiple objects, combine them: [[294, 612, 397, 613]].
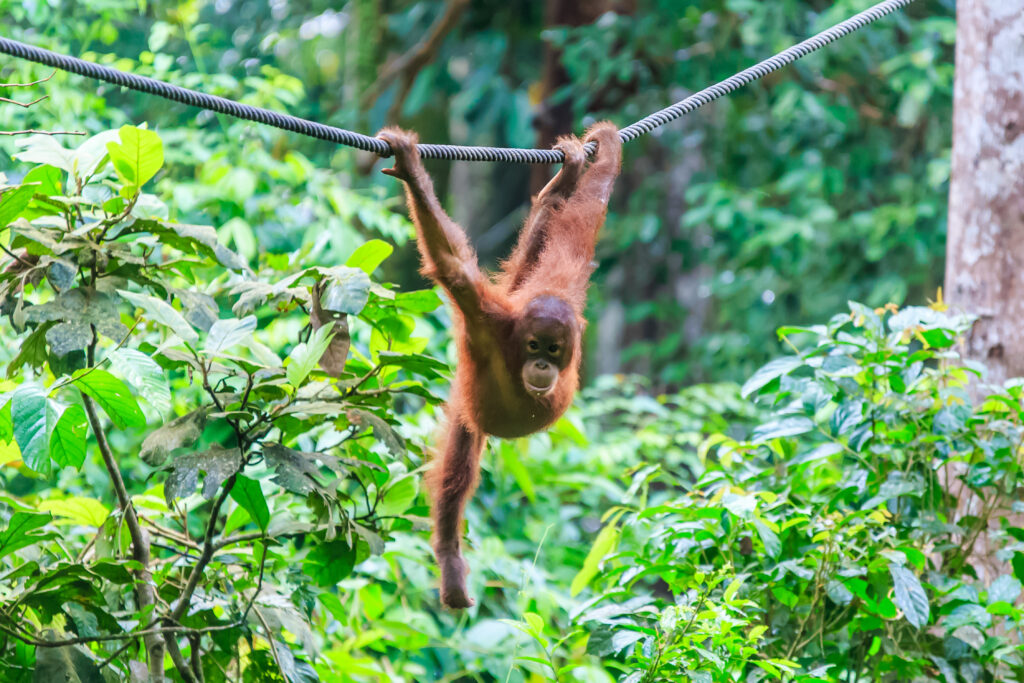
[[944, 0, 1024, 587], [945, 0, 1024, 387], [529, 0, 609, 195]]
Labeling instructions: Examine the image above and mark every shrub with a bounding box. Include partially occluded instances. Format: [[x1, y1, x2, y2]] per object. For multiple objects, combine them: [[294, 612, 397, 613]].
[[576, 303, 1024, 681]]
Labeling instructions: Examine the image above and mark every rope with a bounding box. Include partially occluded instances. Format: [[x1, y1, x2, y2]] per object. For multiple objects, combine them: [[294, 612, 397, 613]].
[[0, 0, 917, 163]]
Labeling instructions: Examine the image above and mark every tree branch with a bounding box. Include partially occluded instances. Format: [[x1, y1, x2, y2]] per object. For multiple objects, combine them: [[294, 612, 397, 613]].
[[0, 129, 85, 136], [361, 0, 470, 115], [81, 382, 166, 682]]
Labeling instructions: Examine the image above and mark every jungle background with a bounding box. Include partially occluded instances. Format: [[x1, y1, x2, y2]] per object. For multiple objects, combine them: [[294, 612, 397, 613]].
[[5, 0, 1015, 681]]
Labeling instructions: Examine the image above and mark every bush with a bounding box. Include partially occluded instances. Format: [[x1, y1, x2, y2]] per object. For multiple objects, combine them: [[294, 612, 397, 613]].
[[575, 303, 1024, 681], [0, 127, 442, 681]]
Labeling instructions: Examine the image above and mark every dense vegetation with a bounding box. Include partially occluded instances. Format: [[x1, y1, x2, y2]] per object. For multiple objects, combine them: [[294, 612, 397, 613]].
[[4, 1, 1014, 682]]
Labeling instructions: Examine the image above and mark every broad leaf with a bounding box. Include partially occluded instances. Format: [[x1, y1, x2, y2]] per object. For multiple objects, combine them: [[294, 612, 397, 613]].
[[50, 403, 88, 469], [12, 383, 50, 473], [108, 348, 171, 415], [73, 369, 146, 429], [890, 563, 929, 628], [345, 239, 393, 274], [117, 289, 198, 345], [229, 475, 270, 532], [741, 356, 804, 398], [106, 125, 164, 192], [205, 316, 257, 355], [38, 496, 110, 527], [0, 511, 53, 559]]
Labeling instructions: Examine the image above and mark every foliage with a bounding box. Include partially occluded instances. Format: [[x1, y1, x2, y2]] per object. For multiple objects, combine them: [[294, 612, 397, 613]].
[[0, 0, 955, 386], [574, 303, 1024, 681], [0, 127, 444, 681]]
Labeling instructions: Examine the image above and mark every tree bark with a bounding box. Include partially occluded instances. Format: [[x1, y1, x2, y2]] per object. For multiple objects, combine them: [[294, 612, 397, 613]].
[[529, 0, 610, 195], [945, 0, 1024, 387], [944, 0, 1024, 587]]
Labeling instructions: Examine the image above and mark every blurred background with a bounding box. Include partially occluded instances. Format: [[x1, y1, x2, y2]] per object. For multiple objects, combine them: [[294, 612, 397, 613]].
[[0, 0, 954, 388]]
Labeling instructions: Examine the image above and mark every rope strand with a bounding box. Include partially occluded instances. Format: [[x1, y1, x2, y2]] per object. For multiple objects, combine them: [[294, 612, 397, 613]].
[[0, 0, 918, 163]]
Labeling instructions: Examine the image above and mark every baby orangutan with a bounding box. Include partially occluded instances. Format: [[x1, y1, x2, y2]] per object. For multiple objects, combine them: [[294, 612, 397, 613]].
[[379, 123, 621, 608]]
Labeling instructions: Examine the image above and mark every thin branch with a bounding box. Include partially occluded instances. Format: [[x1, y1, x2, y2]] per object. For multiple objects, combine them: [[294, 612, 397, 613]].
[[0, 95, 48, 108], [361, 0, 470, 115], [0, 619, 241, 648], [165, 634, 200, 683], [253, 607, 287, 680], [0, 71, 56, 88], [0, 244, 34, 268], [0, 129, 85, 136], [169, 473, 240, 623], [82, 338, 165, 682]]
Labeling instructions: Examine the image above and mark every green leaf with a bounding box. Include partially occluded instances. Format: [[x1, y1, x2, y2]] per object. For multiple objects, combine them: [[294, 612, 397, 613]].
[[988, 575, 1021, 605], [752, 416, 814, 443], [394, 289, 443, 313], [106, 125, 164, 192], [321, 267, 371, 315], [523, 612, 545, 635], [229, 475, 270, 532], [0, 511, 53, 560], [571, 522, 618, 596], [49, 403, 87, 469], [304, 538, 357, 587], [204, 316, 257, 355], [0, 399, 12, 443], [345, 239, 393, 274], [12, 383, 50, 473], [754, 518, 781, 558], [377, 475, 417, 517], [890, 563, 929, 628], [37, 496, 110, 527], [741, 356, 803, 398], [73, 369, 146, 429], [117, 289, 198, 345], [286, 324, 334, 387], [0, 184, 35, 227], [108, 348, 171, 415]]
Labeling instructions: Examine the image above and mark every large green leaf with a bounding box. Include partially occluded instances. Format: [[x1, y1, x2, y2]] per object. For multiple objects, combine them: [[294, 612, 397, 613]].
[[108, 348, 171, 415], [105, 125, 164, 192], [345, 239, 393, 274], [890, 563, 929, 628], [571, 522, 619, 596], [73, 369, 146, 429], [11, 383, 50, 473], [50, 403, 88, 469], [0, 511, 53, 559], [229, 475, 270, 532], [117, 289, 198, 345]]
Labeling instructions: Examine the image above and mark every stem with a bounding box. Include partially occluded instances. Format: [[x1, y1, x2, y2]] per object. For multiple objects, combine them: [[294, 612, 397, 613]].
[[170, 475, 239, 623], [81, 347, 165, 681]]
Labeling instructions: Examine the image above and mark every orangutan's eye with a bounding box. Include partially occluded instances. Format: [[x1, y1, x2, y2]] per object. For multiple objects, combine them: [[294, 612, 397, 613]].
[[527, 340, 539, 352]]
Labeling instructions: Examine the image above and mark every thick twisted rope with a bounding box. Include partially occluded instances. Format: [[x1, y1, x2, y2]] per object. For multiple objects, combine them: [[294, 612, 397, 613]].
[[0, 0, 918, 163]]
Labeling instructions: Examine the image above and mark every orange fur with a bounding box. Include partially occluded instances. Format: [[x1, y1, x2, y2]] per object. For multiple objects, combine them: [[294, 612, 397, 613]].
[[378, 123, 621, 608]]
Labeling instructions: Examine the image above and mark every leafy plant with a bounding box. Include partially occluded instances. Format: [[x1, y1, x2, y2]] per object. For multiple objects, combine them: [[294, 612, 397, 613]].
[[0, 127, 444, 682], [574, 303, 1024, 681]]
